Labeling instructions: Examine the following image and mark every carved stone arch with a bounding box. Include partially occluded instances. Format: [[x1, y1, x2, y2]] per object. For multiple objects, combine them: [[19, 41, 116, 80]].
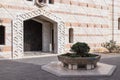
[[13, 9, 65, 58]]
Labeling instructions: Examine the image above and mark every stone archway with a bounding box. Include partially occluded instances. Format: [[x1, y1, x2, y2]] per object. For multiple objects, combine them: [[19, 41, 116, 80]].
[[13, 9, 65, 58]]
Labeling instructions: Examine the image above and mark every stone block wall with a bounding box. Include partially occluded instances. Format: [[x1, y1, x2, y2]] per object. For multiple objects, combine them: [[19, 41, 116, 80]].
[[0, 0, 36, 58], [49, 0, 112, 52], [0, 0, 120, 58], [112, 0, 120, 43]]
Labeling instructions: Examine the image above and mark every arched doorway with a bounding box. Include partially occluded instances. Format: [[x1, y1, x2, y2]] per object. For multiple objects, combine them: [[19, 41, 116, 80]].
[[13, 9, 65, 58]]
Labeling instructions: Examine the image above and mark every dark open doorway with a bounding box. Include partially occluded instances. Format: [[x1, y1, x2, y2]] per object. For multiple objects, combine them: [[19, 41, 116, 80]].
[[52, 29, 54, 51], [0, 25, 5, 45], [24, 19, 42, 51]]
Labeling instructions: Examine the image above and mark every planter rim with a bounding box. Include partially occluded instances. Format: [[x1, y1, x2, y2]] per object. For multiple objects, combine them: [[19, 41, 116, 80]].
[[58, 54, 101, 59]]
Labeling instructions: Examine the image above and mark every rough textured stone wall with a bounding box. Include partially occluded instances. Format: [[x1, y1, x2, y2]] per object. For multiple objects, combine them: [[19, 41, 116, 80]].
[[0, 0, 36, 58], [0, 0, 120, 58], [50, 0, 112, 52], [113, 0, 120, 43]]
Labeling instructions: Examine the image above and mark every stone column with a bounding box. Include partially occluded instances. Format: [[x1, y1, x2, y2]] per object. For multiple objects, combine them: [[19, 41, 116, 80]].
[[42, 22, 51, 52]]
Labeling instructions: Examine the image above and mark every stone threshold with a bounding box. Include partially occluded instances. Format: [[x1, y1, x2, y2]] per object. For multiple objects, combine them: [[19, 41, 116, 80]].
[[23, 53, 58, 59], [22, 51, 57, 59]]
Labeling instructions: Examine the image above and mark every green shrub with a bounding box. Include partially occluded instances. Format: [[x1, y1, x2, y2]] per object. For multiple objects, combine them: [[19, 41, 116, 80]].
[[101, 40, 120, 53], [71, 42, 90, 55]]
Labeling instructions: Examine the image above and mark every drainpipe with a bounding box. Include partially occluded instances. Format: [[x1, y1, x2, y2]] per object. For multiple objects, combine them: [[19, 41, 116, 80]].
[[11, 20, 13, 59], [112, 0, 114, 41]]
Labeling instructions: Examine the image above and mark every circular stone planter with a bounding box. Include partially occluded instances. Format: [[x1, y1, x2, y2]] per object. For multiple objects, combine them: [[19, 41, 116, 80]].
[[58, 54, 101, 70]]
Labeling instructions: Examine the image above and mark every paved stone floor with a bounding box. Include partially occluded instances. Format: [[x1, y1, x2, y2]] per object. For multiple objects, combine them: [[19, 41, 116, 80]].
[[0, 54, 120, 80]]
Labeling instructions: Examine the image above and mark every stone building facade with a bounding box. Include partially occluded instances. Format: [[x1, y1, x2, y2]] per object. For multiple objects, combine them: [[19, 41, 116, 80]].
[[0, 0, 119, 58]]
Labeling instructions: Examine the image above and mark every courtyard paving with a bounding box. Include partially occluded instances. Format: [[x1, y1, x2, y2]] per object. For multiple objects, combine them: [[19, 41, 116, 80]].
[[0, 54, 120, 80]]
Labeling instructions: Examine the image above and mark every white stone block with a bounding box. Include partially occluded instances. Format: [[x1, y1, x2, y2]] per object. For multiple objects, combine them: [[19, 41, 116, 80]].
[[68, 64, 72, 70], [91, 64, 95, 69], [86, 64, 92, 70], [72, 65, 78, 70]]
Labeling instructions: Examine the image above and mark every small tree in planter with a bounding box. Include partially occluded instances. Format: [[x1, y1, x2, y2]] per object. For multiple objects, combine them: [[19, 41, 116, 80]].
[[58, 42, 101, 70], [71, 42, 90, 56]]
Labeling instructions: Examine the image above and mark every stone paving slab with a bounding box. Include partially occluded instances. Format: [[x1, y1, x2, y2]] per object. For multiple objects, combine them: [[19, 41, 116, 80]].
[[42, 62, 116, 77]]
